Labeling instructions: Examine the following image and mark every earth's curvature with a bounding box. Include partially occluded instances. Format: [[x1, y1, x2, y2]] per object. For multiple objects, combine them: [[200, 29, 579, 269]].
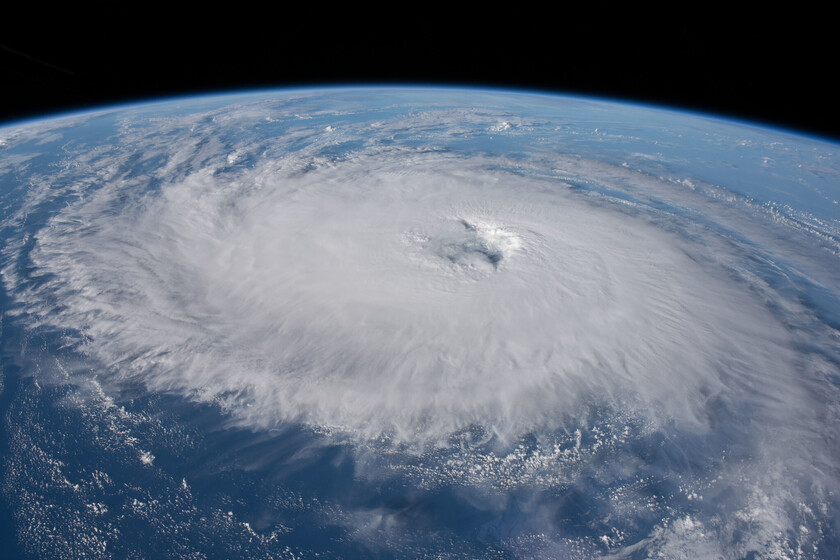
[[0, 87, 839, 559]]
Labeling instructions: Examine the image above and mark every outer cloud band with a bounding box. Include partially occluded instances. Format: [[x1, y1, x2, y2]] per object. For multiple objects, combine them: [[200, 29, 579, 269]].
[[18, 147, 803, 446]]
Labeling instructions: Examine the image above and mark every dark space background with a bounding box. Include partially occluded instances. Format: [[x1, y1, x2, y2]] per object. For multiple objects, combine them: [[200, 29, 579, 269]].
[[0, 6, 835, 141]]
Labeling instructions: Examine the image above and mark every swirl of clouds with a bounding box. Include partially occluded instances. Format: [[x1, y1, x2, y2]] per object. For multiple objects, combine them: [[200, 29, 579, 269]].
[[1, 89, 839, 558]]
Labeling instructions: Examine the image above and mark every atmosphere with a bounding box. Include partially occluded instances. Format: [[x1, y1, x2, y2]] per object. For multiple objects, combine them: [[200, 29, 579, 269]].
[[0, 88, 838, 558], [0, 8, 835, 141]]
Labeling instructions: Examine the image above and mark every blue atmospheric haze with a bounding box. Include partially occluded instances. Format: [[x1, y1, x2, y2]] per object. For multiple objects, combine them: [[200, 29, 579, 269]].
[[0, 87, 839, 559]]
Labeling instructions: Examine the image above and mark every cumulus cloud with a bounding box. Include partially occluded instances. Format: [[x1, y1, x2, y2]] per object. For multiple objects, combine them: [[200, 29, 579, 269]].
[[10, 143, 808, 451], [2, 90, 839, 558]]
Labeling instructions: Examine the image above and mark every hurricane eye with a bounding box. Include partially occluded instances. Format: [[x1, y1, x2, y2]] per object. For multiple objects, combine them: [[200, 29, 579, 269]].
[[428, 219, 522, 272]]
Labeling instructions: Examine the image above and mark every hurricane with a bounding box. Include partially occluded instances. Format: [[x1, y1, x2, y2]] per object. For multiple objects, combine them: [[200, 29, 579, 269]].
[[1, 88, 838, 559]]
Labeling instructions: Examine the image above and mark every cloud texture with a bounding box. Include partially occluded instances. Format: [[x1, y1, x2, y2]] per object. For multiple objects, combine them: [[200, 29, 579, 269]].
[[2, 89, 839, 558]]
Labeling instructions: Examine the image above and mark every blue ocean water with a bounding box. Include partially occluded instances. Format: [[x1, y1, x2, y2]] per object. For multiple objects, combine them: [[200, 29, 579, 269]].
[[0, 87, 839, 559]]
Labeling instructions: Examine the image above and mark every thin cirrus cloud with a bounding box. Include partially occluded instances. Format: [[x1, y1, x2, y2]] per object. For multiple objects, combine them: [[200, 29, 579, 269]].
[[2, 90, 839, 557], [7, 119, 810, 448]]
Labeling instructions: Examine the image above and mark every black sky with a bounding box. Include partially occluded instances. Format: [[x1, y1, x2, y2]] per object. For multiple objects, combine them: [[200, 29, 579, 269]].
[[1, 7, 835, 142]]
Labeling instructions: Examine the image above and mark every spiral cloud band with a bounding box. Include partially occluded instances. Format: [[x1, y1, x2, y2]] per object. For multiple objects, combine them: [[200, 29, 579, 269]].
[[2, 89, 839, 558], [16, 145, 802, 445]]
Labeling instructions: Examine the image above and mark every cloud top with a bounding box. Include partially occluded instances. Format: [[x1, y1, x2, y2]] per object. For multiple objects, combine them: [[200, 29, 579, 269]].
[[13, 149, 803, 448]]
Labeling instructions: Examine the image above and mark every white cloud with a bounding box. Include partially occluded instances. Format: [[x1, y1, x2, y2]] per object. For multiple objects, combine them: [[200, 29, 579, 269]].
[[11, 146, 806, 451], [3, 91, 839, 556]]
